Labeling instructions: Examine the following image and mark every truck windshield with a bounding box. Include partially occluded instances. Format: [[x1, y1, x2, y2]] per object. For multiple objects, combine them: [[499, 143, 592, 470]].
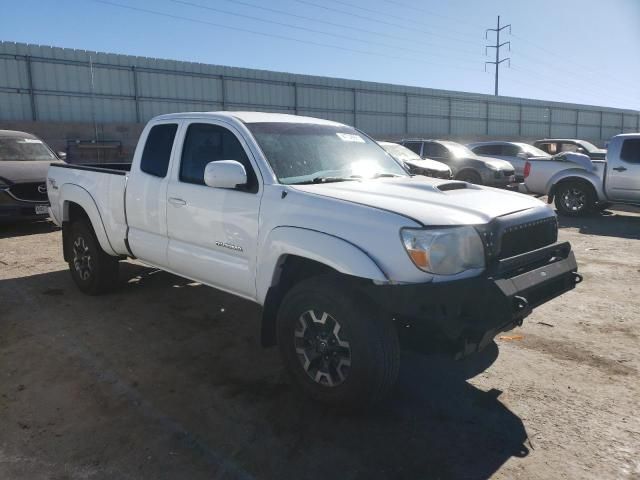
[[0, 137, 56, 161], [247, 123, 408, 184]]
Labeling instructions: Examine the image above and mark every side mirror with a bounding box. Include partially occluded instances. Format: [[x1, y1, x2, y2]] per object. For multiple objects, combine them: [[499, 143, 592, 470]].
[[204, 160, 247, 189], [57, 151, 67, 161]]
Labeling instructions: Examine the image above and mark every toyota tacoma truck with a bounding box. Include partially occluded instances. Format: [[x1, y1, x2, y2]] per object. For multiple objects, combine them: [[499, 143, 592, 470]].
[[521, 134, 640, 216], [47, 112, 581, 407]]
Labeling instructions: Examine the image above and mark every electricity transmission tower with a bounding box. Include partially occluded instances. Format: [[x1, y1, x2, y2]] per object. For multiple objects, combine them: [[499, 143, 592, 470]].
[[485, 15, 511, 96]]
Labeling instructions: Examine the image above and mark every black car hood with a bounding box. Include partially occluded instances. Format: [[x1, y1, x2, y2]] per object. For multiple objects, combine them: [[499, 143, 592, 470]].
[[0, 161, 61, 184]]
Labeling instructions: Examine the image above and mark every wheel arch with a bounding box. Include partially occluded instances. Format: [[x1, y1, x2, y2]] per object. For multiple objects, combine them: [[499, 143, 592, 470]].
[[60, 184, 118, 257], [546, 171, 603, 204], [257, 227, 389, 347]]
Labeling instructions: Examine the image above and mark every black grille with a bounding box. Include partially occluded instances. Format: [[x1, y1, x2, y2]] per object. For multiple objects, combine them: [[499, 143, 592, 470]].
[[499, 217, 558, 259], [9, 182, 48, 202]]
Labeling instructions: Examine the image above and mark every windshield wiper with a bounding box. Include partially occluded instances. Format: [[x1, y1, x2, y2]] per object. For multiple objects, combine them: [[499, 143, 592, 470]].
[[291, 176, 357, 185]]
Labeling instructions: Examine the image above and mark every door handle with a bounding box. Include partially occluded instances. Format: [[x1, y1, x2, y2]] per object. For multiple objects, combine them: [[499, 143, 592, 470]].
[[612, 167, 627, 172], [168, 197, 187, 206]]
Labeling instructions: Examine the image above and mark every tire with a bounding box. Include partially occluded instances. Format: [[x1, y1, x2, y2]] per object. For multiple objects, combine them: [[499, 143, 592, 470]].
[[456, 170, 482, 185], [554, 181, 596, 217], [67, 219, 119, 295], [276, 275, 400, 408]]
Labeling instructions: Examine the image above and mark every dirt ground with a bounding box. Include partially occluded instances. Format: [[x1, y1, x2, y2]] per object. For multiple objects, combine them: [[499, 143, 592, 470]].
[[1, 207, 639, 480]]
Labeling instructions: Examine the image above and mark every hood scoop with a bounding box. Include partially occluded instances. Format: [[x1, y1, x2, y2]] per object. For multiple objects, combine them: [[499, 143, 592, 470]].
[[437, 182, 468, 192]]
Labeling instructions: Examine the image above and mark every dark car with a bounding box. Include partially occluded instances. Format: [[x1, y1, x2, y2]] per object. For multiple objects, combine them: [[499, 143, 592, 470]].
[[0, 130, 64, 222], [399, 139, 516, 187], [533, 139, 607, 161], [378, 141, 452, 179]]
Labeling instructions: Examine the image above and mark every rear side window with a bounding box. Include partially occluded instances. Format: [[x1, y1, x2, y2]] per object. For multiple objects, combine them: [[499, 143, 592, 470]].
[[423, 142, 448, 159], [140, 124, 178, 178], [474, 145, 500, 155], [620, 138, 640, 164], [502, 145, 520, 156], [180, 123, 258, 192]]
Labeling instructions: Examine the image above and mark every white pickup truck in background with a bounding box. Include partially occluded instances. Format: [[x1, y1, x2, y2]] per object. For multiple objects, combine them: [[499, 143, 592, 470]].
[[522, 133, 640, 216], [47, 112, 581, 407]]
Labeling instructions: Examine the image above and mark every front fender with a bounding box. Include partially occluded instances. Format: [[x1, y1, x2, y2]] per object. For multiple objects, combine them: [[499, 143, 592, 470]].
[[60, 183, 118, 256], [256, 226, 389, 305], [545, 169, 604, 201]]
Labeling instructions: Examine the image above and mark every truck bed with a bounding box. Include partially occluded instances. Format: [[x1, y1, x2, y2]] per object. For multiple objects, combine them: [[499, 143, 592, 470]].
[[524, 157, 605, 194], [48, 162, 130, 256]]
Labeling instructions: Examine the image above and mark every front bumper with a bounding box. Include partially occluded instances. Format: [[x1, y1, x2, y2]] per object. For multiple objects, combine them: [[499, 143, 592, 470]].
[[0, 190, 49, 222], [362, 241, 580, 358]]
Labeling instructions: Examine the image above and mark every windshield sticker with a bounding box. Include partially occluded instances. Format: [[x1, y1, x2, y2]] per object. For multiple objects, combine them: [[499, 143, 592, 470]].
[[18, 139, 43, 144], [336, 133, 365, 143]]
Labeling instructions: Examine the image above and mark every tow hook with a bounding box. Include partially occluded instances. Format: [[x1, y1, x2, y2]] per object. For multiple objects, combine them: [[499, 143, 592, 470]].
[[573, 272, 583, 284]]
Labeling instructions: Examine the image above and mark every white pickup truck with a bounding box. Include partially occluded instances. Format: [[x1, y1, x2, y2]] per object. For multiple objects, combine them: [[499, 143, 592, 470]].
[[522, 133, 640, 216], [47, 112, 581, 407]]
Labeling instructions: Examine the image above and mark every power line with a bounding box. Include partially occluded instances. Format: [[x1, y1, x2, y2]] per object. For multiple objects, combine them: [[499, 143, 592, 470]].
[[292, 0, 479, 46], [323, 0, 480, 41], [484, 15, 511, 96], [217, 0, 479, 57], [383, 0, 485, 31], [92, 0, 480, 72], [169, 0, 479, 63]]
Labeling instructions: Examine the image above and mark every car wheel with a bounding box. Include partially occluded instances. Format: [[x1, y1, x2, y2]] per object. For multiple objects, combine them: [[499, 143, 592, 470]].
[[276, 275, 400, 408], [554, 181, 595, 217], [67, 219, 119, 295], [456, 170, 482, 185]]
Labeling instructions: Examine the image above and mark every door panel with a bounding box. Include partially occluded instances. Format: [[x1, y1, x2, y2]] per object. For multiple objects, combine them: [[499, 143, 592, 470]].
[[126, 122, 179, 266], [606, 138, 640, 202], [166, 121, 261, 299]]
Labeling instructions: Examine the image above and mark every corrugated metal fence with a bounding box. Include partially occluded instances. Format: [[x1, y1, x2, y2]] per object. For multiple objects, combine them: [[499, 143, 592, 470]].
[[1, 41, 638, 142]]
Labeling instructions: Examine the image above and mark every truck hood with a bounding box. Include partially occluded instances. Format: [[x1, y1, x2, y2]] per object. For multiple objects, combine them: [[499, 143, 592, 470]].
[[478, 157, 516, 171], [405, 158, 450, 172], [291, 176, 547, 225], [0, 160, 61, 184]]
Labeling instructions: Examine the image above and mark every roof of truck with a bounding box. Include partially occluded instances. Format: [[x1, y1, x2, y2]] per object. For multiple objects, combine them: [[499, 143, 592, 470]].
[[153, 111, 344, 126]]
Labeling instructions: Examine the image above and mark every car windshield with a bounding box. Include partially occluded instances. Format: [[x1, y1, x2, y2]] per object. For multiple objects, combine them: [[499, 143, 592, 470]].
[[519, 144, 551, 157], [379, 142, 422, 162], [0, 137, 56, 161], [247, 123, 407, 184], [442, 141, 476, 158]]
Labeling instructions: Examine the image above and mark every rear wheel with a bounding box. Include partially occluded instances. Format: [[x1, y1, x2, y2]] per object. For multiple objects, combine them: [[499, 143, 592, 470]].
[[456, 170, 482, 185], [67, 219, 119, 295], [554, 181, 595, 216], [276, 275, 400, 408]]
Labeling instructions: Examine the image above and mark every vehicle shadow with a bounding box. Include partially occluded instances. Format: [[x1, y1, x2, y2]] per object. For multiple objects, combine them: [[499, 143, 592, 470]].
[[557, 210, 640, 240], [0, 219, 59, 239], [1, 263, 530, 480]]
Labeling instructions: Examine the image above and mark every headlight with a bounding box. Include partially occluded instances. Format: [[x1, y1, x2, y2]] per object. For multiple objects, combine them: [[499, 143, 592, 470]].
[[400, 226, 485, 275]]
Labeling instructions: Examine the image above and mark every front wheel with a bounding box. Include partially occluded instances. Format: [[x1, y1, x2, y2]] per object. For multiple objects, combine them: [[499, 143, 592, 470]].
[[67, 219, 119, 295], [554, 181, 595, 216], [456, 170, 482, 185], [276, 275, 400, 408]]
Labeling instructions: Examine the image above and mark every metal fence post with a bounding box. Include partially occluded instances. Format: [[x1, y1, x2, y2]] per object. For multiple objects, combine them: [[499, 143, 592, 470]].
[[575, 110, 579, 138], [221, 75, 226, 110], [448, 97, 452, 135], [485, 101, 489, 136], [25, 55, 37, 121], [293, 82, 298, 115], [518, 104, 523, 137], [131, 66, 141, 123], [353, 88, 357, 127], [548, 109, 553, 137], [599, 111, 603, 141], [405, 93, 409, 134]]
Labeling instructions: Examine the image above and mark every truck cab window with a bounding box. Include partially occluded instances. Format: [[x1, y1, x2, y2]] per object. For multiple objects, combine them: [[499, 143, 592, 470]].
[[180, 123, 258, 192], [620, 138, 640, 164], [140, 124, 178, 178]]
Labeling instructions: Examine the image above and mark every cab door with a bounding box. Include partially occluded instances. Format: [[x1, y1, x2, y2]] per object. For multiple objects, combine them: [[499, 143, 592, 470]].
[[165, 121, 262, 300], [606, 137, 640, 202], [126, 122, 180, 267]]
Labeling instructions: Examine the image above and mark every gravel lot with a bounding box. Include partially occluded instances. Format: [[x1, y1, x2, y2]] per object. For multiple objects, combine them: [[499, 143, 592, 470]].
[[1, 206, 639, 480]]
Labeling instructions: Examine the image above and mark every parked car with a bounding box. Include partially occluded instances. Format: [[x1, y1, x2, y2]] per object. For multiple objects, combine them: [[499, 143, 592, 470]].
[[47, 112, 580, 407], [378, 141, 451, 179], [522, 133, 640, 216], [0, 130, 65, 222], [467, 141, 551, 182], [399, 139, 516, 187], [533, 139, 606, 160]]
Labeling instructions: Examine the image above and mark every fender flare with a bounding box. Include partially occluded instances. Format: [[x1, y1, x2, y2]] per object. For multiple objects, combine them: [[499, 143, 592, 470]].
[[256, 226, 388, 305], [545, 169, 603, 203], [60, 183, 118, 256]]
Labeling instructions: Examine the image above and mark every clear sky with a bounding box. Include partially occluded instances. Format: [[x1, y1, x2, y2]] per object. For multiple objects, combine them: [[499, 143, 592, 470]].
[[2, 0, 639, 110]]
